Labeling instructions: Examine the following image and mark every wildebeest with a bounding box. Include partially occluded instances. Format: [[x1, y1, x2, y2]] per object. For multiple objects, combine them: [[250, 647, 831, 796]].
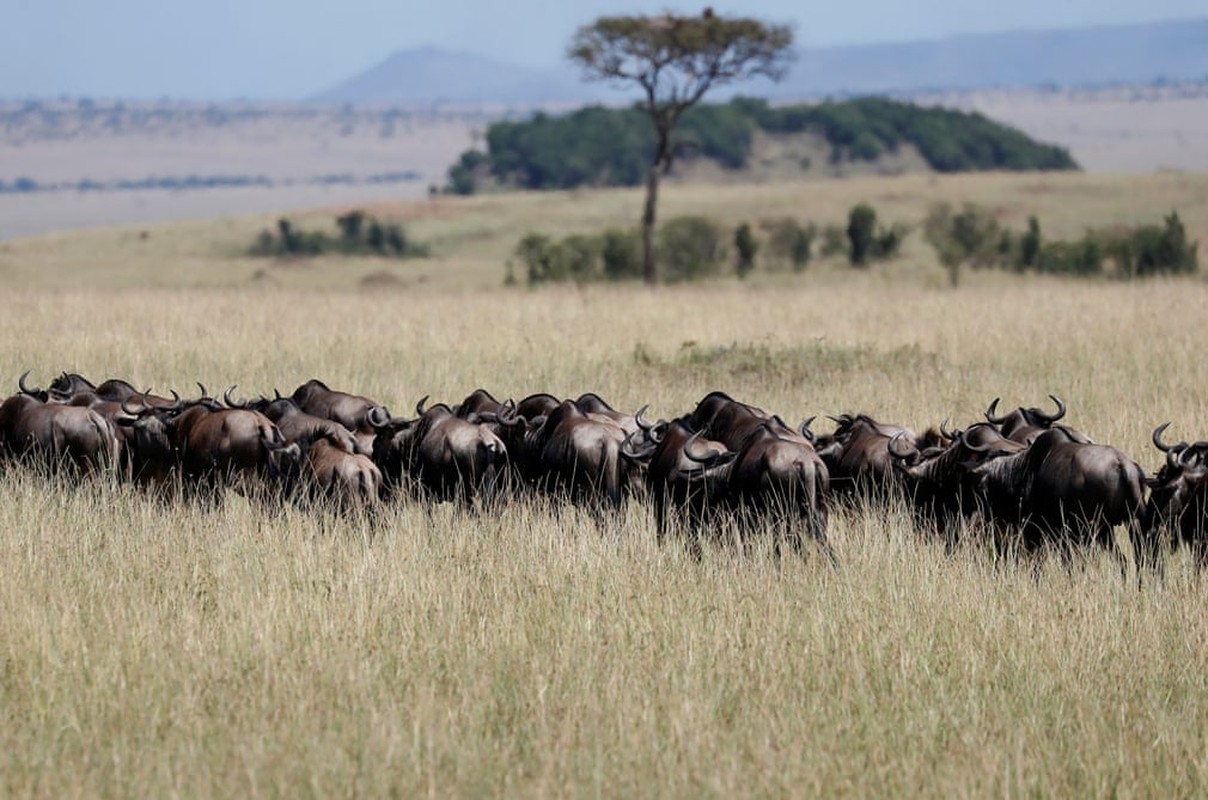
[[888, 422, 1028, 544], [230, 389, 365, 457], [371, 398, 508, 505], [289, 379, 388, 455], [680, 421, 834, 564], [621, 416, 731, 545], [0, 384, 120, 477], [964, 427, 1145, 569], [454, 388, 505, 419], [117, 397, 299, 496], [984, 395, 1091, 445], [816, 413, 946, 499], [495, 399, 637, 512], [292, 431, 384, 511], [1138, 423, 1208, 575]]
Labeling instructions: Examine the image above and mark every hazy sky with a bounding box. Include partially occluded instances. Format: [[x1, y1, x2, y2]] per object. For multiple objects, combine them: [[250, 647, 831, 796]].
[[2, 0, 1204, 100]]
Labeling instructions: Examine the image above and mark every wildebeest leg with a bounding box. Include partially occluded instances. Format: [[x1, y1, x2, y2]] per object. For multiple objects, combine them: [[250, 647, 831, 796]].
[[1131, 519, 1165, 586]]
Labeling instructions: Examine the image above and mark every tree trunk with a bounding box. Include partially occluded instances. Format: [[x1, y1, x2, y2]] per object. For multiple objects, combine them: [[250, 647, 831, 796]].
[[641, 161, 660, 286], [641, 129, 671, 286]]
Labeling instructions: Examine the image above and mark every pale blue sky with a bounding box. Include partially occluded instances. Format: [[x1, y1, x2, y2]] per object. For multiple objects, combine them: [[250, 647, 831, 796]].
[[2, 0, 1204, 99]]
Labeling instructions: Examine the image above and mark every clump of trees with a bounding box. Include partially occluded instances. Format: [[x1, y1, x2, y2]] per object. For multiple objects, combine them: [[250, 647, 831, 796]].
[[249, 211, 429, 259], [444, 96, 1079, 198], [924, 202, 1198, 285]]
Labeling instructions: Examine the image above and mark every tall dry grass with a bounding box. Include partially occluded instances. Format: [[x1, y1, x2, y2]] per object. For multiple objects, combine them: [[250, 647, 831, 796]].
[[1, 275, 1207, 795]]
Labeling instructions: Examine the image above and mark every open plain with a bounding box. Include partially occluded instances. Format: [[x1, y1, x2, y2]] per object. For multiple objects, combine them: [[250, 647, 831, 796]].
[[2, 172, 1208, 796]]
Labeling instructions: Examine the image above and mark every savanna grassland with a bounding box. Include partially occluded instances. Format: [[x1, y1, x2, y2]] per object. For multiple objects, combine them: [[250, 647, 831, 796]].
[[3, 171, 1208, 796]]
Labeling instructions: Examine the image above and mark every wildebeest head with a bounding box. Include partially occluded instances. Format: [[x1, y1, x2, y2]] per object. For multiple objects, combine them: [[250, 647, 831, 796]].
[[984, 395, 1088, 444]]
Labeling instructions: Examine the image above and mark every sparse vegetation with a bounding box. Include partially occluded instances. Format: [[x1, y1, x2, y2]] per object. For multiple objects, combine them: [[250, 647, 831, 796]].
[[925, 202, 1199, 284]]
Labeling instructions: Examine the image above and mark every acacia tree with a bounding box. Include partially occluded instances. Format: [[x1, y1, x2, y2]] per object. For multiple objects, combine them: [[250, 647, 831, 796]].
[[568, 12, 793, 285]]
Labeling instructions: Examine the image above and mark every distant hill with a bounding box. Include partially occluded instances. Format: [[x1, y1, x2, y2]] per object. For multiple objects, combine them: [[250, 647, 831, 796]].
[[313, 18, 1208, 107], [311, 45, 604, 107]]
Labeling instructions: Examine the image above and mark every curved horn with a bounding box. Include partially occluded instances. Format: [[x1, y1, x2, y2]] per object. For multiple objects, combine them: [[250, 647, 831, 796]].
[[634, 404, 653, 433], [415, 395, 429, 416], [18, 370, 40, 396], [1038, 394, 1066, 424], [984, 398, 1006, 424], [494, 401, 526, 429], [682, 430, 718, 464], [367, 405, 390, 429], [196, 382, 209, 398], [940, 417, 958, 440], [887, 431, 918, 460], [1151, 422, 1187, 454], [274, 388, 282, 400], [620, 428, 657, 462], [223, 385, 240, 408], [121, 394, 146, 416], [799, 416, 817, 442]]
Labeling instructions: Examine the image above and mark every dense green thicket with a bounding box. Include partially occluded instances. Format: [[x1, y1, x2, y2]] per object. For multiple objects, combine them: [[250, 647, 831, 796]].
[[249, 211, 429, 259], [448, 97, 1077, 194]]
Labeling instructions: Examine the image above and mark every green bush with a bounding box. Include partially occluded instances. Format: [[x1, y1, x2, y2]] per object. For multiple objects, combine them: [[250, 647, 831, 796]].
[[658, 216, 724, 283], [734, 223, 758, 279], [600, 228, 643, 281], [847, 203, 878, 267]]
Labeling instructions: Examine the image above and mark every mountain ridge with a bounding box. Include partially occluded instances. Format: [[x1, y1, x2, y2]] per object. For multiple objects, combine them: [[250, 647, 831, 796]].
[[313, 16, 1208, 107]]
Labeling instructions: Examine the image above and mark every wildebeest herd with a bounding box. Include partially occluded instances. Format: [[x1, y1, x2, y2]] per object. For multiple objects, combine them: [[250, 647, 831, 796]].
[[2, 371, 1207, 576]]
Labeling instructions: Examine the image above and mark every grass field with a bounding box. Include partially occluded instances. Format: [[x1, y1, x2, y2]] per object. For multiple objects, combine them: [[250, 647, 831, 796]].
[[2, 173, 1208, 795]]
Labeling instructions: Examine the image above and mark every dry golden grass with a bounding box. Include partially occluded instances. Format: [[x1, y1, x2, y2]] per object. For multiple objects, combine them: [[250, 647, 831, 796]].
[[2, 173, 1208, 796]]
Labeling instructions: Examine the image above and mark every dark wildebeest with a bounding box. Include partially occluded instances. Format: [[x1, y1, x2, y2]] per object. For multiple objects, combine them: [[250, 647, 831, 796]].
[[1138, 424, 1208, 575], [686, 391, 771, 448], [289, 379, 389, 455], [47, 371, 178, 407], [815, 413, 947, 500], [370, 398, 508, 505], [454, 388, 505, 419], [888, 422, 1027, 546], [229, 389, 365, 457], [964, 427, 1145, 571], [0, 380, 120, 477], [496, 399, 636, 512], [680, 421, 835, 564], [118, 398, 299, 497], [621, 416, 730, 546], [984, 395, 1091, 445], [514, 392, 561, 422]]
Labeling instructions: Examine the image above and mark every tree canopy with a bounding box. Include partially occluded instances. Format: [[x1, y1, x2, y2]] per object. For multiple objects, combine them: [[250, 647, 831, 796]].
[[567, 12, 794, 285]]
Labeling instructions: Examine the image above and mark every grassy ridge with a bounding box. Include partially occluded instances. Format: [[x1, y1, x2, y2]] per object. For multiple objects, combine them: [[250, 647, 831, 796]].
[[0, 278, 1207, 794]]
